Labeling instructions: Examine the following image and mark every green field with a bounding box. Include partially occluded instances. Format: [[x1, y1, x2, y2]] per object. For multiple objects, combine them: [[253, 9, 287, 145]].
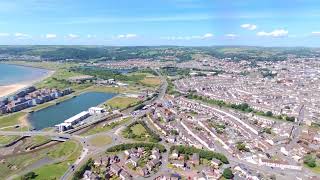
[[30, 141, 82, 180], [81, 117, 130, 136], [1, 140, 81, 179], [140, 76, 161, 87], [89, 135, 112, 147], [106, 96, 140, 109], [131, 124, 147, 136], [0, 135, 20, 145], [0, 112, 26, 128]]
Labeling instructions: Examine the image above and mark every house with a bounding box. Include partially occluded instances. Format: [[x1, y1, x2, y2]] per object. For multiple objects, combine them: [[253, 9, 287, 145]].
[[193, 173, 206, 180], [124, 148, 138, 158], [152, 148, 160, 154], [137, 147, 145, 156], [151, 151, 161, 160], [138, 167, 150, 177], [146, 159, 161, 171], [109, 155, 120, 164], [167, 135, 177, 143], [155, 173, 182, 180], [171, 160, 185, 169], [83, 170, 99, 180], [202, 167, 221, 180], [211, 159, 221, 169], [94, 156, 110, 166], [189, 153, 200, 166], [126, 156, 139, 167], [119, 170, 132, 180], [170, 150, 179, 159], [109, 164, 122, 175]]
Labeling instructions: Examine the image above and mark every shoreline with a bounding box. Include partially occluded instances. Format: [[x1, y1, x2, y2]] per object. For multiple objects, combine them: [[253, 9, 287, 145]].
[[19, 113, 31, 128], [0, 68, 55, 99]]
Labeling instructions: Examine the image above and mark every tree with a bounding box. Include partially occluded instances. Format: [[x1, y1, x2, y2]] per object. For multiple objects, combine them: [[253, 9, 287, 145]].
[[21, 172, 37, 180], [304, 155, 316, 168], [265, 111, 273, 117], [223, 168, 234, 179]]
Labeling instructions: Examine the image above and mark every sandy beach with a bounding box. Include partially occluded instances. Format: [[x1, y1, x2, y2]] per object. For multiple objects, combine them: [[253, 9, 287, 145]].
[[0, 70, 55, 98], [0, 84, 30, 98]]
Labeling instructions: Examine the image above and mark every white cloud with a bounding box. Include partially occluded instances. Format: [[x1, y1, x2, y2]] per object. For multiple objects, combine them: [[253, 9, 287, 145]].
[[68, 34, 79, 39], [311, 32, 320, 36], [241, 24, 257, 30], [45, 34, 57, 39], [0, 33, 10, 37], [257, 29, 288, 37], [225, 34, 238, 39], [87, 34, 96, 38], [163, 33, 213, 40], [117, 34, 138, 39], [203, 33, 213, 39], [14, 32, 31, 39]]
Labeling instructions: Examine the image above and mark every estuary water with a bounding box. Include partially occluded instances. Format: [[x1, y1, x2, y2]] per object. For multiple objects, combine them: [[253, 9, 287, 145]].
[[0, 63, 49, 85]]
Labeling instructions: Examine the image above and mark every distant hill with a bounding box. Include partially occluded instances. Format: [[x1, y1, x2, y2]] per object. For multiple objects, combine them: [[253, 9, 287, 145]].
[[0, 45, 319, 62]]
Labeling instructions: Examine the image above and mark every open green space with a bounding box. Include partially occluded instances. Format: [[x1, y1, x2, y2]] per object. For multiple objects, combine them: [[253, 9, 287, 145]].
[[23, 140, 82, 180], [0, 112, 26, 128], [1, 140, 81, 179], [131, 124, 147, 136], [106, 96, 141, 109], [140, 76, 161, 87], [0, 135, 20, 145], [122, 121, 161, 142], [89, 135, 112, 147], [81, 117, 130, 136]]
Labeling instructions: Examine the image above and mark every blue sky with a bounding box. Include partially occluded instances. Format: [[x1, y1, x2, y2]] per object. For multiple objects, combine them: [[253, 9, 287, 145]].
[[0, 0, 320, 46]]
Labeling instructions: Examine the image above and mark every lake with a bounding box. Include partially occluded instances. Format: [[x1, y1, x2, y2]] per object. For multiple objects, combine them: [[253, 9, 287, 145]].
[[0, 63, 49, 85], [28, 92, 116, 130]]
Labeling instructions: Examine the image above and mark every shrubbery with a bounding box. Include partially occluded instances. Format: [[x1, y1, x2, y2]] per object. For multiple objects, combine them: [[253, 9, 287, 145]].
[[73, 158, 94, 180], [106, 143, 166, 153], [223, 168, 234, 179], [304, 155, 317, 168], [170, 145, 229, 164]]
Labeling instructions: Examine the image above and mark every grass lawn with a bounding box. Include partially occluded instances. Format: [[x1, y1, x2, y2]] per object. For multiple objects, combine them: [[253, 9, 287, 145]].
[[32, 140, 82, 180], [0, 140, 80, 179], [106, 96, 140, 109], [0, 112, 26, 128], [131, 124, 147, 136], [81, 117, 130, 136], [47, 141, 78, 159], [89, 135, 112, 147], [36, 68, 90, 91], [0, 135, 19, 145], [86, 85, 138, 94], [140, 77, 161, 87]]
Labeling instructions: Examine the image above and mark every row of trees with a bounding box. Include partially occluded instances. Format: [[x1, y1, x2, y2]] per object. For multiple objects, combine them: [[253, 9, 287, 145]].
[[170, 145, 229, 164], [106, 143, 166, 153]]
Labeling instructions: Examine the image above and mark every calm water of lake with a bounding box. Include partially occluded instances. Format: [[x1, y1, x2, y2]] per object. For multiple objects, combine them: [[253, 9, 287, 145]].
[[28, 92, 116, 129]]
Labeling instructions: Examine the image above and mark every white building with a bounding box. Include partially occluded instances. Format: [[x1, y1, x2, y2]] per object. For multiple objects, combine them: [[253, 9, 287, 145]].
[[64, 111, 90, 125], [88, 107, 105, 115]]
